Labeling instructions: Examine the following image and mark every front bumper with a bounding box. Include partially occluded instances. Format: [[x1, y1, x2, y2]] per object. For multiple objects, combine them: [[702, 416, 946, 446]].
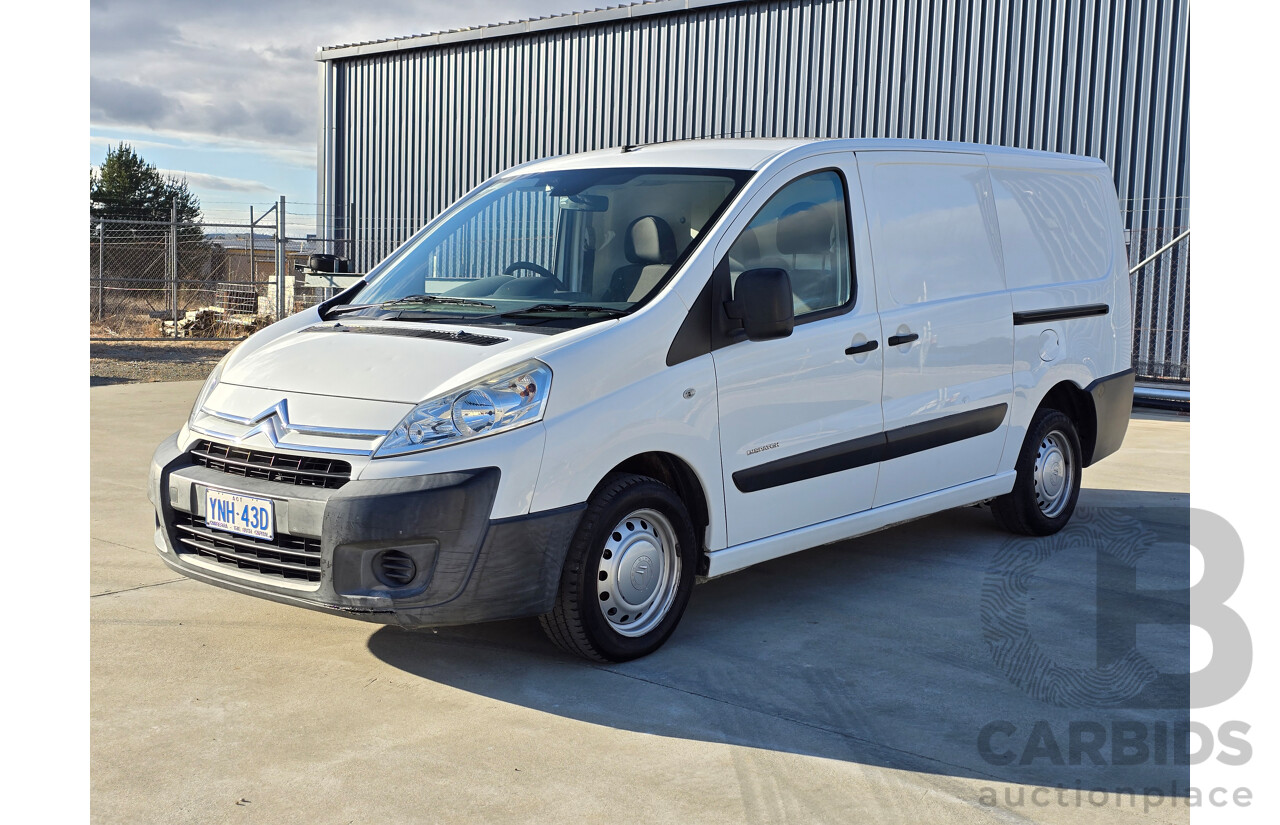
[[149, 433, 583, 626]]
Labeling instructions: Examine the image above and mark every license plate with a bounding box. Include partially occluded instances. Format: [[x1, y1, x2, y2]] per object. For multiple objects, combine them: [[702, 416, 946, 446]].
[[205, 488, 275, 541]]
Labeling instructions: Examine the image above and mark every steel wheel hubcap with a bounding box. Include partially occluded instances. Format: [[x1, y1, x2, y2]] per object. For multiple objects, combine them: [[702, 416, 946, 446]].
[[1033, 430, 1074, 518], [596, 509, 681, 637]]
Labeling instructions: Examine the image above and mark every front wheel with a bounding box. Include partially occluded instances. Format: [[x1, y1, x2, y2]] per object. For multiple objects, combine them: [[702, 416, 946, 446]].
[[992, 408, 1083, 536], [540, 474, 697, 662]]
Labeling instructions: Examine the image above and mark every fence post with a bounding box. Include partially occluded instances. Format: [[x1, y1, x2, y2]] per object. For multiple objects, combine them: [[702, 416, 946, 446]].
[[248, 206, 255, 288], [96, 221, 104, 322], [170, 198, 179, 327], [275, 195, 286, 318]]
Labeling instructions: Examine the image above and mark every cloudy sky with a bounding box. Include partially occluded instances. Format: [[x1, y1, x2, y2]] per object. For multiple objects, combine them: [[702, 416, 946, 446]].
[[90, 0, 591, 228]]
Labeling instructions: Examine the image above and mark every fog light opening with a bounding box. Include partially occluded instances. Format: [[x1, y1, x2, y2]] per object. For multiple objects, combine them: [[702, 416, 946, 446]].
[[374, 550, 417, 588]]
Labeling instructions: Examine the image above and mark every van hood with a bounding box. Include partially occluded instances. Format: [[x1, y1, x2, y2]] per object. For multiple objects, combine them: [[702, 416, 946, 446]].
[[220, 319, 590, 404]]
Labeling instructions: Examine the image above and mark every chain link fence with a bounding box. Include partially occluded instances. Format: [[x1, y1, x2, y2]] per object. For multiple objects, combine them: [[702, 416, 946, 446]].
[[1127, 225, 1190, 385], [90, 222, 173, 337], [89, 213, 338, 340]]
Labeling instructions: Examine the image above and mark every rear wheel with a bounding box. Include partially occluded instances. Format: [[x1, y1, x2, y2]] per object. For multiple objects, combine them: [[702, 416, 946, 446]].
[[992, 408, 1082, 536], [539, 474, 697, 662]]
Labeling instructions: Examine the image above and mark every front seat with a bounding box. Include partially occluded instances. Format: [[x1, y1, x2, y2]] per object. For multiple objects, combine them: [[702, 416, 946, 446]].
[[775, 201, 838, 312], [603, 216, 677, 303]]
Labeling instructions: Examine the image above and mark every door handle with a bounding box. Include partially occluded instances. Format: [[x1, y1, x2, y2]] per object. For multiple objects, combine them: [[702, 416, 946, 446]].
[[845, 340, 879, 355], [888, 332, 919, 347]]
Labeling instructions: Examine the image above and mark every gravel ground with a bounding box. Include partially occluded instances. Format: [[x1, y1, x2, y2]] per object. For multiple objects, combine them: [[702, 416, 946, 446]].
[[89, 340, 238, 386]]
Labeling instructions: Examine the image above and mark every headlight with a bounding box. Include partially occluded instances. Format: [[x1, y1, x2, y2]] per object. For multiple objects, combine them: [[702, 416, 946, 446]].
[[375, 360, 552, 458], [188, 353, 231, 428]]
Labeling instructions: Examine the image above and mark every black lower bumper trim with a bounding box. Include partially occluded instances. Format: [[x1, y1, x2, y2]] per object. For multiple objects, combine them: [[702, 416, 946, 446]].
[[396, 502, 586, 627], [1085, 368, 1136, 465], [154, 434, 587, 627], [158, 501, 586, 628]]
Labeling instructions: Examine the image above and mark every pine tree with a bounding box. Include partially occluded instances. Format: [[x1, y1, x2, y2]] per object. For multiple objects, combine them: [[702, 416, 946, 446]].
[[90, 143, 203, 230]]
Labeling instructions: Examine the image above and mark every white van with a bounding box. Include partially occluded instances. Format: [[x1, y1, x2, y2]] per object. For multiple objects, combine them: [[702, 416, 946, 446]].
[[150, 138, 1134, 661]]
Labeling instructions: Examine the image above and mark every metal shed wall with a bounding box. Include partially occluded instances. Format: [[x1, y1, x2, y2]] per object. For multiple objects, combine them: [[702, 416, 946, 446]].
[[318, 0, 1189, 382]]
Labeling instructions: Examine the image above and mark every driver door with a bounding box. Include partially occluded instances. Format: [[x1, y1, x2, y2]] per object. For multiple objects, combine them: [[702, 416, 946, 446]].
[[712, 156, 885, 547]]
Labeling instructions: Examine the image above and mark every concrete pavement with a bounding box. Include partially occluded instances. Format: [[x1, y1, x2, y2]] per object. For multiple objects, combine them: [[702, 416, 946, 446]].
[[92, 381, 1191, 824]]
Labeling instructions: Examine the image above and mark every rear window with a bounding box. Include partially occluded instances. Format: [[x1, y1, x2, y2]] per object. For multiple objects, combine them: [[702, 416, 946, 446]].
[[989, 167, 1113, 288], [860, 158, 1005, 307]]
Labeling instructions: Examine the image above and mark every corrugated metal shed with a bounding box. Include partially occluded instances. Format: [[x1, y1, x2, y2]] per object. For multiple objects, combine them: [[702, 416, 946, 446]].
[[317, 0, 1189, 382]]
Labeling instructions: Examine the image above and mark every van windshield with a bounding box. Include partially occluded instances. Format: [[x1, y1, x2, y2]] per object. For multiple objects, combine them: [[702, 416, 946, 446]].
[[335, 166, 752, 328]]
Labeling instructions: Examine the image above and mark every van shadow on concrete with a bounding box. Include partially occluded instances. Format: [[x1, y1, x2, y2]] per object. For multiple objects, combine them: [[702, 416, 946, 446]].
[[368, 490, 1190, 794]]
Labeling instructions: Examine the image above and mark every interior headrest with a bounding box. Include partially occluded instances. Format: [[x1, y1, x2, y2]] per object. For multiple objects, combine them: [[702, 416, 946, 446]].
[[625, 216, 676, 264], [730, 227, 761, 262], [776, 201, 835, 255]]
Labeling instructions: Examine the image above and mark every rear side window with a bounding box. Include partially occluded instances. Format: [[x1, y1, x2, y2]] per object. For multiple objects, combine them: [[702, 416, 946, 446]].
[[861, 159, 1004, 306], [989, 167, 1113, 288], [725, 170, 853, 317]]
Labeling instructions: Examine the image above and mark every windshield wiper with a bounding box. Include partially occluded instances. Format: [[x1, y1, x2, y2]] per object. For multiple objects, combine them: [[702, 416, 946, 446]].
[[382, 294, 496, 309], [501, 303, 628, 318], [325, 294, 495, 319]]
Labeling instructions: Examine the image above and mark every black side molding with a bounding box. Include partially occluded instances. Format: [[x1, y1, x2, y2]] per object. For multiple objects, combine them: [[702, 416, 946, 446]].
[[882, 403, 1008, 463], [734, 431, 884, 493], [1013, 303, 1110, 325], [733, 403, 1009, 493]]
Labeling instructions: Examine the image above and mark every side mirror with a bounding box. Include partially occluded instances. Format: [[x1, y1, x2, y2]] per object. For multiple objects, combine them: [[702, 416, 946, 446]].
[[307, 253, 350, 274], [726, 268, 795, 341]]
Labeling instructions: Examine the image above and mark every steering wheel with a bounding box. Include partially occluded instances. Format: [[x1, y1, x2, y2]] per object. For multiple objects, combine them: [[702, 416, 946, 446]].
[[503, 261, 557, 279]]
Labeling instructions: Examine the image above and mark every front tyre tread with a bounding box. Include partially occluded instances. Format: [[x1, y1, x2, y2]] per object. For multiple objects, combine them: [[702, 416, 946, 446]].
[[539, 473, 696, 662]]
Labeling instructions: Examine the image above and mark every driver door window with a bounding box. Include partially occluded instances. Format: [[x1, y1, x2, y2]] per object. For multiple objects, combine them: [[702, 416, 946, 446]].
[[726, 170, 854, 318]]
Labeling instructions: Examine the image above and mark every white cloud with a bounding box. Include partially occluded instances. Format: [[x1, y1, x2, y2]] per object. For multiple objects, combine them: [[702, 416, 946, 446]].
[[90, 128, 316, 168], [89, 0, 594, 217], [90, 0, 592, 148], [156, 169, 274, 194]]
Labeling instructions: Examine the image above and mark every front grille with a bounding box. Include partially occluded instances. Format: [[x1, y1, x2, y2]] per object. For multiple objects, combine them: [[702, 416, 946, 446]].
[[190, 440, 351, 489], [174, 513, 322, 583]]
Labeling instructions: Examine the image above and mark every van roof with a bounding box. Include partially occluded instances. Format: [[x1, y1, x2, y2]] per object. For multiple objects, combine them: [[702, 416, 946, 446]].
[[512, 137, 1104, 175]]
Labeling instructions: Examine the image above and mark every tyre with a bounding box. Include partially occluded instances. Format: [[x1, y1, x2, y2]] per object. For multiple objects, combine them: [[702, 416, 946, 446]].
[[992, 408, 1083, 536], [539, 474, 697, 662]]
